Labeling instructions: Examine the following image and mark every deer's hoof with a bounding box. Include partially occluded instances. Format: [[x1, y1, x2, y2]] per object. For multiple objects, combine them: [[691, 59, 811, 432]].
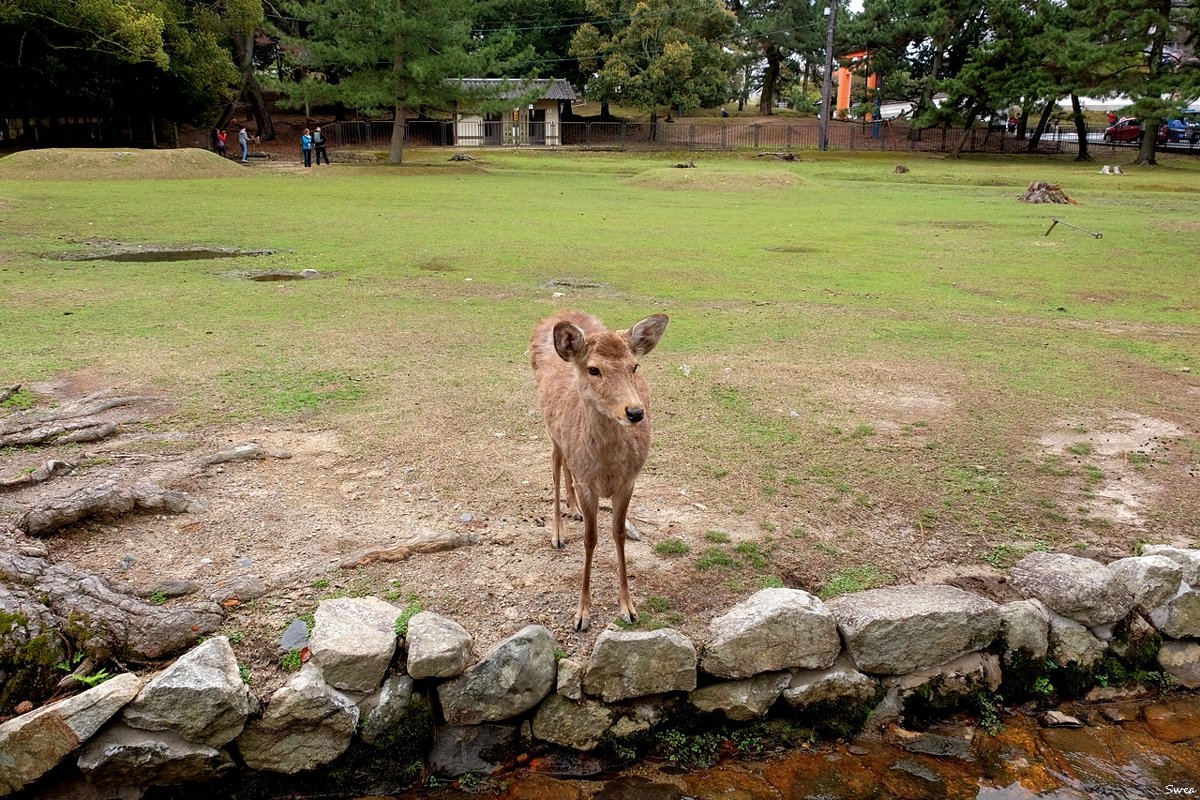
[[618, 609, 638, 625], [573, 613, 590, 632], [551, 538, 565, 550]]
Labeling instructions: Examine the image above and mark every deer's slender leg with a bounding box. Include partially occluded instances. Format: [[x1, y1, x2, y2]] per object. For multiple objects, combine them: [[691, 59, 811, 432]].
[[611, 487, 638, 624], [563, 464, 581, 518], [574, 488, 599, 631], [550, 444, 565, 549]]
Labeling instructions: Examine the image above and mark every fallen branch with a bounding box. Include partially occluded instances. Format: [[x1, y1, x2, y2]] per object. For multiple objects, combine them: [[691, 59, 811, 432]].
[[756, 152, 797, 161], [340, 529, 480, 569]]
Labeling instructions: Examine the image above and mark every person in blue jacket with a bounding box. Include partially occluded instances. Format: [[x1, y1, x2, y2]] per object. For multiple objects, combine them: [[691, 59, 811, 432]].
[[301, 128, 313, 168]]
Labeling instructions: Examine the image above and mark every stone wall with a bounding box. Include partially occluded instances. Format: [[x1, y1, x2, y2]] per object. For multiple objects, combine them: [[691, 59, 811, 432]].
[[3, 546, 1199, 798]]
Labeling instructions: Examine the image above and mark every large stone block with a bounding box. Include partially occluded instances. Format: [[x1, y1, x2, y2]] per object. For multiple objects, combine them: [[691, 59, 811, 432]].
[[122, 636, 255, 747], [437, 625, 556, 726], [689, 672, 790, 721], [1157, 641, 1200, 690], [406, 611, 472, 680], [1149, 587, 1200, 639], [1140, 545, 1200, 585], [782, 654, 878, 709], [236, 662, 359, 774], [308, 597, 401, 693], [825, 585, 1000, 675], [998, 600, 1050, 663], [1108, 556, 1184, 615], [77, 722, 233, 789], [1048, 613, 1107, 668], [532, 694, 614, 751], [1009, 552, 1135, 627], [0, 672, 141, 796], [700, 588, 840, 679], [583, 628, 697, 703]]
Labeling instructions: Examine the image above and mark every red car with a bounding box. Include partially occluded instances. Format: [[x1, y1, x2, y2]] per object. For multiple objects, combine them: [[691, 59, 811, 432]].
[[1103, 117, 1168, 144]]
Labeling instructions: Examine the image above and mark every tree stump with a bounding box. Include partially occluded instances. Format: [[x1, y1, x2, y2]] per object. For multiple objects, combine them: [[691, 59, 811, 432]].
[[1019, 181, 1079, 204]]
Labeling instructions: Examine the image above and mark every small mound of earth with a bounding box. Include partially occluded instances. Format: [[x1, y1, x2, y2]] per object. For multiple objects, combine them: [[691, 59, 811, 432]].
[[624, 168, 801, 191], [0, 148, 248, 180]]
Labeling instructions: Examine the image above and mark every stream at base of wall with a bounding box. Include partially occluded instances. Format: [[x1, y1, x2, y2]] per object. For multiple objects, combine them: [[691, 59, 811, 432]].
[[361, 693, 1200, 800]]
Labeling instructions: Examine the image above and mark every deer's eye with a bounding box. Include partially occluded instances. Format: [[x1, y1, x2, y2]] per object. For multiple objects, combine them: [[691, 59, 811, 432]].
[[588, 366, 601, 376], [633, 363, 639, 372]]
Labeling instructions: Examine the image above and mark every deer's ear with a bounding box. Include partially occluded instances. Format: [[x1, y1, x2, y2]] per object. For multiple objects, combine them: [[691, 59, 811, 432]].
[[626, 314, 669, 356], [553, 321, 588, 363]]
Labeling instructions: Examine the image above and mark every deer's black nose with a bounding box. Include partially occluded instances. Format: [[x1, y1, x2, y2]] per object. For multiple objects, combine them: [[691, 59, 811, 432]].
[[626, 407, 645, 424]]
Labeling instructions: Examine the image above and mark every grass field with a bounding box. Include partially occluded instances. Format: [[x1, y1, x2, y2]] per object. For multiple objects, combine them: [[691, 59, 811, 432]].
[[1, 147, 1198, 639]]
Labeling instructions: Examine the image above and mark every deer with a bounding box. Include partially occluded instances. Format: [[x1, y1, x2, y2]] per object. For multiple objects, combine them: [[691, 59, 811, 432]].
[[530, 310, 669, 631]]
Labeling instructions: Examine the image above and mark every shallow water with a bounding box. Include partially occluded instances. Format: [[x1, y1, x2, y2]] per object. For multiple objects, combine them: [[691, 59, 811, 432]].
[[380, 693, 1200, 800], [73, 248, 274, 262]]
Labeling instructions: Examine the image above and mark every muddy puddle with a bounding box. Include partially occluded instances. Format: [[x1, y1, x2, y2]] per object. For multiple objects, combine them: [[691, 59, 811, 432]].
[[68, 247, 276, 262], [366, 694, 1200, 800]]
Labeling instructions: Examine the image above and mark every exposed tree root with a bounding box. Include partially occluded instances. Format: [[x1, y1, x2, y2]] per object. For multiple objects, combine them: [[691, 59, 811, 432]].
[[1, 526, 223, 706], [0, 459, 75, 491], [194, 442, 292, 468], [0, 393, 146, 448], [340, 529, 480, 569], [12, 482, 195, 538]]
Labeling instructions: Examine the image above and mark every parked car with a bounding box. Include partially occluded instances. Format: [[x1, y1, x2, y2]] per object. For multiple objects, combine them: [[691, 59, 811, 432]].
[[1103, 117, 1168, 144], [1164, 119, 1190, 142]]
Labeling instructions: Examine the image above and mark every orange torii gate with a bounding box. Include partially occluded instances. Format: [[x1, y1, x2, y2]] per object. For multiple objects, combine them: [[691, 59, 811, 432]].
[[835, 50, 880, 120]]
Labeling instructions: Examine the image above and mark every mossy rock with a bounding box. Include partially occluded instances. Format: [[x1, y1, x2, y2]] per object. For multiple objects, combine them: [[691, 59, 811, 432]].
[[0, 609, 68, 713]]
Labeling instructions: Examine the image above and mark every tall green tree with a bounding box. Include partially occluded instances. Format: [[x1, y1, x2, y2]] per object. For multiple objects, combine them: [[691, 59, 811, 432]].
[[1069, 0, 1200, 165], [729, 0, 827, 115], [0, 0, 245, 140], [274, 0, 524, 163], [570, 0, 736, 126], [474, 0, 591, 91]]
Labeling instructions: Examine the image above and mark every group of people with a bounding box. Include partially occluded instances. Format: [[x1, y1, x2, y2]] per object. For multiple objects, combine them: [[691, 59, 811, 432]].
[[212, 126, 252, 163], [300, 127, 330, 167], [211, 125, 330, 167]]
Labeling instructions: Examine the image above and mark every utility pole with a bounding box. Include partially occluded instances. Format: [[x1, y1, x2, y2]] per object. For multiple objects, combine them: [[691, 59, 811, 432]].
[[819, 0, 838, 151]]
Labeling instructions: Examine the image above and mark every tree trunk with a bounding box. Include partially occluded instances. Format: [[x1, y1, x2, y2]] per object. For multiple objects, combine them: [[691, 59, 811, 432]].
[[389, 102, 406, 164], [758, 43, 781, 116], [911, 46, 943, 140], [389, 21, 406, 164], [1015, 106, 1028, 140], [950, 99, 981, 158], [1133, 0, 1169, 167], [1026, 100, 1054, 152], [1071, 93, 1091, 162], [219, 32, 275, 140]]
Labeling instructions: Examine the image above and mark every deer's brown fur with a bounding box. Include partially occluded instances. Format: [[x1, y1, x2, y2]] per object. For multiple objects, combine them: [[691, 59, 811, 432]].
[[530, 310, 669, 631]]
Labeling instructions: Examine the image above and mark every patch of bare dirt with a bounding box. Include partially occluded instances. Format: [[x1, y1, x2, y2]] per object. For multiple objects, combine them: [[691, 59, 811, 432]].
[[1038, 412, 1189, 529], [624, 167, 804, 191], [3, 364, 1198, 701]]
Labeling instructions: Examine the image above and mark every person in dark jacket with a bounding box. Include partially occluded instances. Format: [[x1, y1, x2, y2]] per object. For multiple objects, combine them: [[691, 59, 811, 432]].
[[313, 127, 330, 165]]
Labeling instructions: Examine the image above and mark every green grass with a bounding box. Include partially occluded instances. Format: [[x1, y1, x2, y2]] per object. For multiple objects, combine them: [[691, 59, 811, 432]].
[[2, 148, 1197, 552], [819, 566, 891, 599]]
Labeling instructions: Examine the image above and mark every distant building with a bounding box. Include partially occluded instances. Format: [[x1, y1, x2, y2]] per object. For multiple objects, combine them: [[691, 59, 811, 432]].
[[451, 78, 576, 147]]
